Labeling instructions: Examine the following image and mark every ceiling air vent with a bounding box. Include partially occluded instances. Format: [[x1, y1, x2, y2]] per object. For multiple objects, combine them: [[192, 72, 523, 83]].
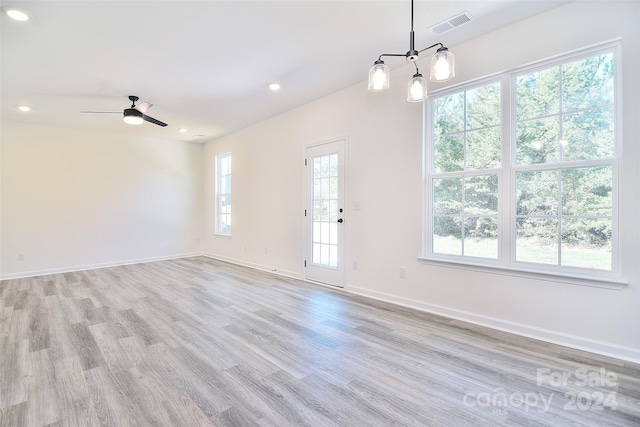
[[431, 11, 473, 35]]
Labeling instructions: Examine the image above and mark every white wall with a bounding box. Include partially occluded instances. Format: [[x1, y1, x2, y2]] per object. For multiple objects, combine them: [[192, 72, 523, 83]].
[[203, 1, 640, 361], [0, 122, 204, 277]]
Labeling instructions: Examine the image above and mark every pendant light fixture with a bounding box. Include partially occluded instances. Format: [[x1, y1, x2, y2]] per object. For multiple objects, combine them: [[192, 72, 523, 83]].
[[367, 0, 455, 102]]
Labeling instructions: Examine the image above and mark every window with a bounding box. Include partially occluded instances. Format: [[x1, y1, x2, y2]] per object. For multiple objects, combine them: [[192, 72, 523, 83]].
[[432, 82, 501, 259], [215, 153, 232, 235], [425, 44, 619, 283]]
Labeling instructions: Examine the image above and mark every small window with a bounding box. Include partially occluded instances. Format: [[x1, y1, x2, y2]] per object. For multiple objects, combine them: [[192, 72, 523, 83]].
[[215, 153, 232, 235]]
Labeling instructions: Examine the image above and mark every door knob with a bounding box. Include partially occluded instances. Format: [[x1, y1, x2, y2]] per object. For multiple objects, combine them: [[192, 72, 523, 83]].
[[337, 218, 344, 223]]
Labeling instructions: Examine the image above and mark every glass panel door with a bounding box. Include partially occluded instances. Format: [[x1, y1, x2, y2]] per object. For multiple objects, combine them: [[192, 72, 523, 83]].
[[305, 139, 345, 287]]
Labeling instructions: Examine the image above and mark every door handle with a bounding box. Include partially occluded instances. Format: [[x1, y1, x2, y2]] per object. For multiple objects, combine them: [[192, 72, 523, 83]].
[[337, 218, 344, 223]]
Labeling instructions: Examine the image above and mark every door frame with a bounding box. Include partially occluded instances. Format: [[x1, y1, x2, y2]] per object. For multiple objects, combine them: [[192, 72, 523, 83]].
[[303, 135, 349, 287]]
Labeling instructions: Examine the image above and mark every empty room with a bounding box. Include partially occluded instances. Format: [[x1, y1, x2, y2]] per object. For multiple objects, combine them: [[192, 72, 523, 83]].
[[1, 0, 639, 426]]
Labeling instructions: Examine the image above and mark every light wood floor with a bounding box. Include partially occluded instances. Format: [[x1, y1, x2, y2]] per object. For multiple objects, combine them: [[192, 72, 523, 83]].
[[1, 257, 639, 426]]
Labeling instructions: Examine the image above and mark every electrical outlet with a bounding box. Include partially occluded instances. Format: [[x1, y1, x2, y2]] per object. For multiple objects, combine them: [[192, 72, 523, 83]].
[[353, 260, 359, 270], [264, 247, 268, 255], [399, 266, 406, 279], [17, 253, 25, 262]]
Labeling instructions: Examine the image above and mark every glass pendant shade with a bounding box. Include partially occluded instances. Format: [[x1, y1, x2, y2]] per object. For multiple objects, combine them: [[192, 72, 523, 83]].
[[368, 60, 390, 92], [407, 73, 428, 102], [430, 48, 455, 82]]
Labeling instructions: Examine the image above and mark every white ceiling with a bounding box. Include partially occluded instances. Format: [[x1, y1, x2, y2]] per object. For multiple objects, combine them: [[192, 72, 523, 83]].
[[1, 0, 568, 143]]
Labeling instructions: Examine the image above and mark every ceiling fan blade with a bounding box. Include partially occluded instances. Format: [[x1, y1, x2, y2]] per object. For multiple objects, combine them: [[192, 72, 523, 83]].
[[143, 114, 168, 127], [134, 101, 152, 113], [80, 111, 121, 114]]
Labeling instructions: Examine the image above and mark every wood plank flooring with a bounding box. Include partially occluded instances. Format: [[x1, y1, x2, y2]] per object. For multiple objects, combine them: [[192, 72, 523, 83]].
[[1, 256, 639, 426]]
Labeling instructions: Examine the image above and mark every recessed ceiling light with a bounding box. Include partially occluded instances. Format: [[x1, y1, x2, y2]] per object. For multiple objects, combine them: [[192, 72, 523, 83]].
[[3, 8, 29, 21], [179, 128, 188, 133], [18, 105, 31, 112], [268, 83, 281, 91]]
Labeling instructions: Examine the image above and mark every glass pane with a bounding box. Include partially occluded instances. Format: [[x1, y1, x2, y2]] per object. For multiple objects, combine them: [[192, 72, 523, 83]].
[[464, 217, 498, 259], [220, 214, 231, 234], [321, 178, 330, 200], [516, 171, 559, 216], [466, 82, 501, 129], [433, 216, 462, 255], [562, 166, 612, 216], [313, 222, 320, 243], [466, 127, 501, 170], [516, 117, 560, 165], [516, 217, 558, 264], [221, 175, 231, 194], [433, 92, 464, 135], [434, 134, 464, 173], [313, 243, 321, 264], [329, 245, 337, 268], [516, 66, 559, 120], [561, 218, 612, 270], [220, 155, 230, 176], [220, 195, 231, 213], [313, 201, 322, 220], [433, 178, 462, 215], [562, 107, 614, 161], [321, 200, 330, 221], [329, 223, 338, 245], [321, 222, 329, 243], [321, 155, 330, 178], [320, 244, 329, 265], [329, 200, 337, 221], [329, 177, 337, 200], [562, 53, 614, 111], [313, 179, 321, 200], [465, 175, 498, 215], [329, 154, 338, 177]]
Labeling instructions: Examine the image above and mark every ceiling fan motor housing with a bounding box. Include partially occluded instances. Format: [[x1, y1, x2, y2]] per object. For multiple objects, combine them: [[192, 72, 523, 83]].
[[124, 108, 143, 118], [123, 108, 144, 124]]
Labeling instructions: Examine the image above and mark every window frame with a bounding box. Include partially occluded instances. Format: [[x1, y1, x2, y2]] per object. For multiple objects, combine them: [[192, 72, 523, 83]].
[[215, 152, 232, 236], [421, 42, 624, 289]]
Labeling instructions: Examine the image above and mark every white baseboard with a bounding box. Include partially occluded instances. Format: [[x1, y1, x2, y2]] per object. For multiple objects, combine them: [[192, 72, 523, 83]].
[[0, 252, 202, 280], [347, 285, 640, 364], [201, 253, 304, 282]]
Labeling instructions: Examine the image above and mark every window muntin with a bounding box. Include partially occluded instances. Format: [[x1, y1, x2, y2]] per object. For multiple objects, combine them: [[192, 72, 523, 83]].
[[215, 153, 232, 235], [426, 46, 618, 277]]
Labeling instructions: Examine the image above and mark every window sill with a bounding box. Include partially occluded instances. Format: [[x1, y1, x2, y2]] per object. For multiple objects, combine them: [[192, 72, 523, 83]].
[[213, 232, 232, 237], [417, 256, 627, 290]]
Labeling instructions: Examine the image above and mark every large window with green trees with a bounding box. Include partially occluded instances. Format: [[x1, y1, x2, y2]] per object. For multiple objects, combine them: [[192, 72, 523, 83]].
[[425, 45, 618, 279]]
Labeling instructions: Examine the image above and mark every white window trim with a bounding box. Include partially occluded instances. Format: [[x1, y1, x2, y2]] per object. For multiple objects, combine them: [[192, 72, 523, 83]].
[[215, 152, 232, 236], [421, 41, 626, 290]]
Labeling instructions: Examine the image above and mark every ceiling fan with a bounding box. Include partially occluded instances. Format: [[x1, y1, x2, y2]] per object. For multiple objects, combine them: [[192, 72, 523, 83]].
[[80, 95, 168, 127]]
